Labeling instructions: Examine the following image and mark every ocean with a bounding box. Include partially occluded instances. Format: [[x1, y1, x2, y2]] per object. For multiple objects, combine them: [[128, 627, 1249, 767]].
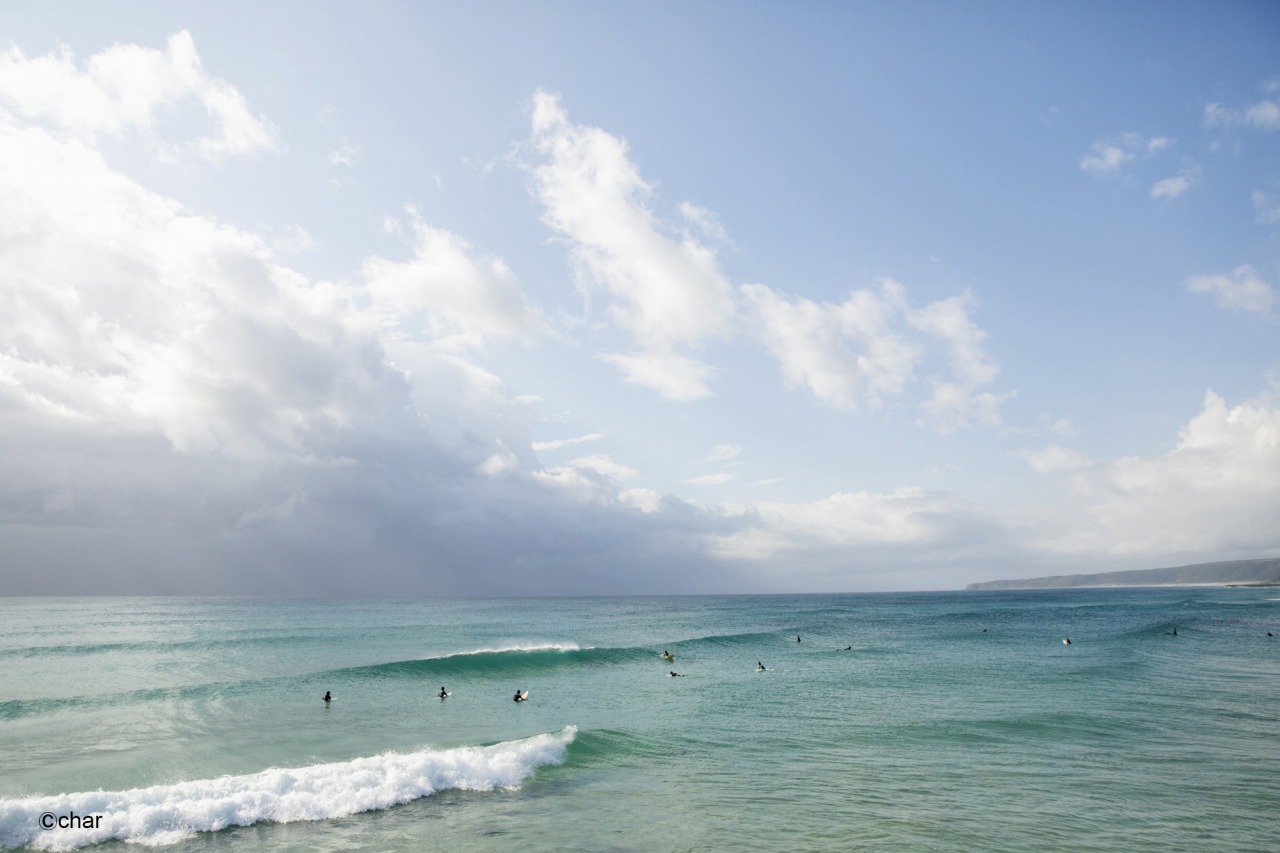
[[1, 589, 1277, 851]]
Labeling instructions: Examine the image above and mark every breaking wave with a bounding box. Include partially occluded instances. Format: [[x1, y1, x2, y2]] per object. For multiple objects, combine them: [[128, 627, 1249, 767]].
[[0, 727, 576, 851]]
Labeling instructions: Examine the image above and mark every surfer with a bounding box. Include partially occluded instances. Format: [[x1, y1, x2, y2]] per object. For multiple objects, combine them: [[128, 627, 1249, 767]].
[[513, 690, 526, 702], [756, 660, 765, 671], [438, 686, 448, 698], [323, 691, 331, 703], [796, 635, 801, 643], [1168, 627, 1178, 636], [844, 645, 852, 650], [669, 671, 684, 677], [1063, 638, 1071, 645]]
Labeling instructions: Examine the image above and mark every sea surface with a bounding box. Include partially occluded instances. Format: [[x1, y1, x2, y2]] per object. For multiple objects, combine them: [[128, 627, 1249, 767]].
[[1, 589, 1277, 851]]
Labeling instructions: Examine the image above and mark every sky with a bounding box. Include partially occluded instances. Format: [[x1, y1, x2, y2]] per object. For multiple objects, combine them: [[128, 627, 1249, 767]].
[[1, 1, 1278, 596]]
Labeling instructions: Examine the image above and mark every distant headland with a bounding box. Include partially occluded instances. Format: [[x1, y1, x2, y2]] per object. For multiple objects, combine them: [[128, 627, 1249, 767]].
[[966, 558, 1280, 590]]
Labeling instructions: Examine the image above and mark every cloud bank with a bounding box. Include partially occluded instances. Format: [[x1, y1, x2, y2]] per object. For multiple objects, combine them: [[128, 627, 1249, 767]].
[[2, 34, 1277, 595]]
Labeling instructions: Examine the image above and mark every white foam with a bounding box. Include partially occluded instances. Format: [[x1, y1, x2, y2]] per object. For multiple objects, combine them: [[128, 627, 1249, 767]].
[[437, 642, 583, 658], [0, 726, 576, 851]]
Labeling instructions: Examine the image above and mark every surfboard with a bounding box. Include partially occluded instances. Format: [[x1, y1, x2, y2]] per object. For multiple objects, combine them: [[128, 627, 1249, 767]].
[[438, 692, 451, 698]]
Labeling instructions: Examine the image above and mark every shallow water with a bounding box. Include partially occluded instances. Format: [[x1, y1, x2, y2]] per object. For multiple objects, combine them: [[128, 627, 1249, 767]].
[[2, 589, 1278, 851]]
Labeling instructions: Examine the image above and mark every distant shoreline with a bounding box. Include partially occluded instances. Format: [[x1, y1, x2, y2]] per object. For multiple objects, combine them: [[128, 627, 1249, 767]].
[[967, 581, 1280, 590], [966, 558, 1280, 591]]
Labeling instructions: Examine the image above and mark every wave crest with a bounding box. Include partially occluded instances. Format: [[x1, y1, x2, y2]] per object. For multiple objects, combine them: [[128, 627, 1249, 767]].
[[0, 727, 576, 851]]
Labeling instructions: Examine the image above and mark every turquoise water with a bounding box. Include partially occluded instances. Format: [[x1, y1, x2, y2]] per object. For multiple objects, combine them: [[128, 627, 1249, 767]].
[[1, 590, 1278, 851]]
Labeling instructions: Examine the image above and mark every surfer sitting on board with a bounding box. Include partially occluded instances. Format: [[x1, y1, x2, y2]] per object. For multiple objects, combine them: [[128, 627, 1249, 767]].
[[514, 690, 527, 702], [323, 691, 331, 703]]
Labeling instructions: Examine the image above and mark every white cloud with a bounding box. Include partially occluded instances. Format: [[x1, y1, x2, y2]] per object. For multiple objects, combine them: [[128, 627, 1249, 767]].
[[597, 349, 718, 401], [1252, 190, 1280, 225], [527, 91, 1009, 427], [567, 454, 637, 480], [532, 432, 605, 452], [1040, 415, 1078, 437], [686, 473, 733, 486], [528, 90, 734, 398], [741, 279, 1009, 430], [529, 453, 642, 506], [679, 202, 729, 243], [707, 488, 955, 560], [363, 208, 552, 349], [0, 80, 750, 596], [618, 488, 662, 513], [908, 291, 997, 386], [329, 139, 363, 167], [1036, 391, 1280, 557], [1151, 169, 1197, 199], [1205, 99, 1280, 131], [0, 120, 344, 457], [705, 443, 743, 464], [917, 381, 1011, 435], [1080, 143, 1130, 174], [273, 224, 316, 254], [1080, 133, 1170, 174], [1016, 444, 1093, 474], [1187, 265, 1275, 317], [478, 445, 520, 477], [1246, 100, 1280, 129], [0, 31, 276, 162], [740, 279, 920, 410]]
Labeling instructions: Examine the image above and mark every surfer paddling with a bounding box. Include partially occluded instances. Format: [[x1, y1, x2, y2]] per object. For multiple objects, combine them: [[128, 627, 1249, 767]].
[[669, 671, 685, 677]]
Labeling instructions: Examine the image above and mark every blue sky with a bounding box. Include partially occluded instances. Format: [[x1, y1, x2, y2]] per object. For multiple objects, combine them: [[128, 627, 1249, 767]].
[[2, 2, 1278, 595]]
